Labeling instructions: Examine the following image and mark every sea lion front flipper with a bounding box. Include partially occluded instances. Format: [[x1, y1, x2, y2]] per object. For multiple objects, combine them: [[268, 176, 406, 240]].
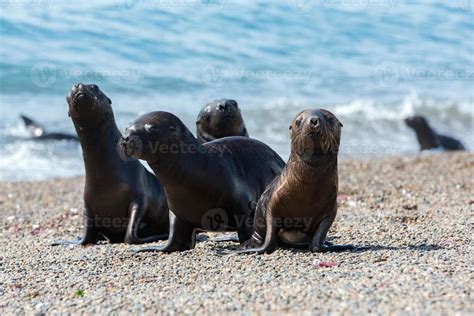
[[51, 214, 99, 246], [124, 197, 168, 244], [134, 212, 196, 253], [20, 114, 45, 138], [310, 216, 354, 252]]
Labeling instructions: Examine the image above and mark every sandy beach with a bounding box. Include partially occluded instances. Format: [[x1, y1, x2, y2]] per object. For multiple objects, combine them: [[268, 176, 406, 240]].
[[1, 152, 472, 314]]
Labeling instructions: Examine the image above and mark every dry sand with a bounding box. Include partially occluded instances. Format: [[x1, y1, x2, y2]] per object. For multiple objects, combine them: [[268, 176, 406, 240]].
[[1, 152, 473, 314]]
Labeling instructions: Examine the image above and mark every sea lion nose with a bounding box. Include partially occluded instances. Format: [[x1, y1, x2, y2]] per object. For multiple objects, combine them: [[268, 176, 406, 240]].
[[310, 117, 320, 128], [121, 136, 130, 146], [218, 103, 227, 111]]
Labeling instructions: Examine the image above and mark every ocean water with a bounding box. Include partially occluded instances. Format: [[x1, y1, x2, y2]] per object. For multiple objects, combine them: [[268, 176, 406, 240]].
[[0, 0, 473, 181]]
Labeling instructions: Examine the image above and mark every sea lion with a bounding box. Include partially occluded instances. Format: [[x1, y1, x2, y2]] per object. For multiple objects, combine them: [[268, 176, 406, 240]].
[[52, 83, 169, 245], [20, 114, 78, 141], [404, 115, 465, 151], [196, 99, 249, 143], [231, 109, 355, 254], [120, 111, 285, 253]]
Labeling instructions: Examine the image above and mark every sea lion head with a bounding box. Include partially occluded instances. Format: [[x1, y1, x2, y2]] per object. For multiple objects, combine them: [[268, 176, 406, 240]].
[[290, 109, 343, 163], [404, 115, 440, 149], [66, 83, 113, 126], [404, 115, 430, 130], [121, 111, 198, 162], [196, 99, 245, 139]]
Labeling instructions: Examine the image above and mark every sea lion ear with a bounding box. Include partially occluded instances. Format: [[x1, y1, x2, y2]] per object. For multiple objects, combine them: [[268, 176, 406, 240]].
[[68, 111, 71, 117], [289, 125, 292, 130], [107, 97, 112, 104], [339, 122, 343, 127]]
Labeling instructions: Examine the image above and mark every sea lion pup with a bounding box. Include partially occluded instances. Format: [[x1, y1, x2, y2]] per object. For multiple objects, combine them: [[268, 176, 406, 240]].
[[231, 109, 355, 254], [120, 111, 285, 253], [196, 99, 249, 143], [19, 114, 78, 141], [52, 83, 169, 246], [404, 115, 465, 151]]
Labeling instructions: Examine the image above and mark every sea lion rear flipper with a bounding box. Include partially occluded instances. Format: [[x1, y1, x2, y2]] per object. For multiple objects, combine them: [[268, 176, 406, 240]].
[[228, 213, 279, 255], [438, 134, 466, 151], [124, 198, 169, 244], [20, 114, 45, 137], [134, 212, 196, 253]]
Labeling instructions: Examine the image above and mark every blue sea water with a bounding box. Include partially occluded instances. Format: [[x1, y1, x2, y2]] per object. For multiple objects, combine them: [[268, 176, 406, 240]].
[[0, 0, 473, 181]]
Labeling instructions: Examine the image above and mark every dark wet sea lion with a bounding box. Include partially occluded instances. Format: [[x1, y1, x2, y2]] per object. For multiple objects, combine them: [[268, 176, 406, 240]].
[[120, 111, 285, 253], [20, 114, 78, 141], [196, 99, 249, 143], [232, 109, 354, 254], [52, 83, 169, 246], [404, 115, 465, 151]]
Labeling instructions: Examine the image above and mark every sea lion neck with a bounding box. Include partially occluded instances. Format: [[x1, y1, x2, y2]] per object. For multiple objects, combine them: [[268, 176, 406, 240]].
[[289, 152, 338, 177], [415, 124, 440, 150], [75, 116, 122, 171], [146, 138, 209, 184]]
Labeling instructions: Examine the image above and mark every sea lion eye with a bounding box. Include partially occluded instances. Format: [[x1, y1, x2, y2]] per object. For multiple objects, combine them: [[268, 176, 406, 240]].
[[295, 119, 302, 127]]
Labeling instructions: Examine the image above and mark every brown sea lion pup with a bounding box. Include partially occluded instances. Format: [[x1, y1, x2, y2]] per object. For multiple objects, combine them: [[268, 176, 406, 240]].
[[196, 99, 249, 143], [404, 115, 465, 151], [52, 83, 169, 246], [231, 109, 355, 254], [120, 111, 285, 253]]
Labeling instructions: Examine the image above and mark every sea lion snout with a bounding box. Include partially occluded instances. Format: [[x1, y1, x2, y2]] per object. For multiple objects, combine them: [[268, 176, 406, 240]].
[[218, 102, 227, 111], [67, 83, 94, 109], [308, 116, 321, 131]]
